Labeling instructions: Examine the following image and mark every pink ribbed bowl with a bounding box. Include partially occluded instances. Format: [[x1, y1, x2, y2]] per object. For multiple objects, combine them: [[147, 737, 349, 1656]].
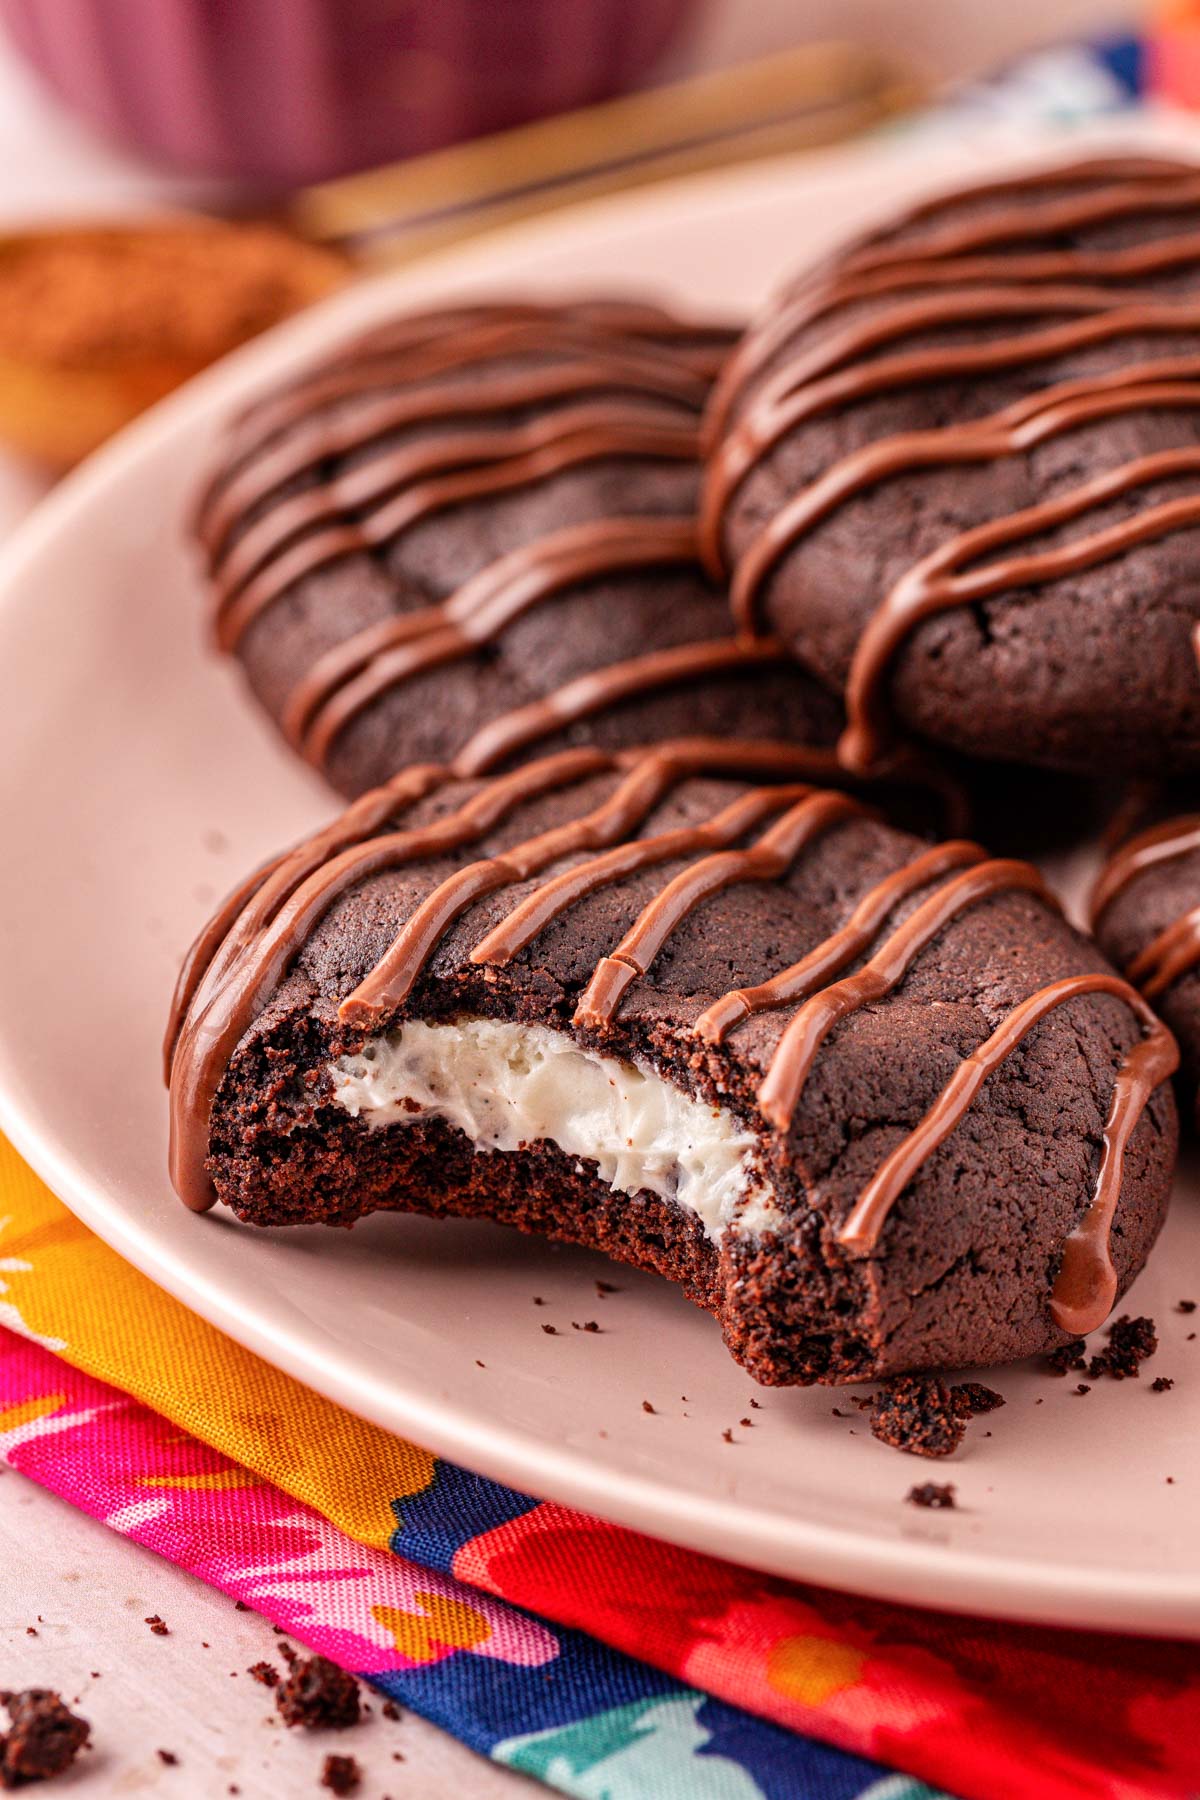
[[0, 0, 698, 185]]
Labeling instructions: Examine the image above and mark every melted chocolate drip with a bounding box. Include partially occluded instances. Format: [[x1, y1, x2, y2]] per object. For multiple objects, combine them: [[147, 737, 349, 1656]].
[[701, 156, 1200, 771], [836, 970, 1176, 1336], [167, 742, 1177, 1334]]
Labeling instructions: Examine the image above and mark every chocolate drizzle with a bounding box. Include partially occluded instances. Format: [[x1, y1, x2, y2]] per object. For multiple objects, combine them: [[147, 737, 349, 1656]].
[[166, 740, 1177, 1335], [693, 838, 984, 1042], [194, 301, 801, 781], [572, 789, 862, 1030], [1091, 813, 1200, 998], [701, 156, 1200, 772], [838, 971, 1176, 1336], [756, 858, 1055, 1128], [284, 517, 699, 765], [211, 412, 700, 656], [202, 307, 718, 548], [839, 444, 1200, 773], [231, 301, 728, 458], [449, 635, 794, 779]]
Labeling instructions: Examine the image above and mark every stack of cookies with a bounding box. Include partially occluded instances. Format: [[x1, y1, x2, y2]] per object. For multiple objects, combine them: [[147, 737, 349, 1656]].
[[167, 157, 1200, 1388]]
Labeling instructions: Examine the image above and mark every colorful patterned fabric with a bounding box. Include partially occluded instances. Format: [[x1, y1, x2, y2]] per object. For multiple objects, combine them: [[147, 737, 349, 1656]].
[[0, 1331, 898, 1800], [3, 1134, 1200, 1800]]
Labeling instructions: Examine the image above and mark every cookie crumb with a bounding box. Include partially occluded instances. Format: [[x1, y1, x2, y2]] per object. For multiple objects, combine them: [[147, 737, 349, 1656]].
[[321, 1754, 361, 1795], [248, 1662, 279, 1688], [855, 1375, 1003, 1458], [1088, 1315, 1157, 1381], [532, 1296, 546, 1306], [234, 1600, 250, 1611], [641, 1400, 655, 1414], [275, 1656, 360, 1731], [380, 1700, 401, 1722], [956, 1382, 1004, 1416], [595, 1280, 618, 1296], [571, 1321, 601, 1332], [157, 1748, 179, 1766], [721, 1428, 734, 1443], [474, 1360, 485, 1368], [144, 1614, 169, 1636], [1177, 1300, 1196, 1314], [1152, 1376, 1175, 1393], [540, 1324, 558, 1336], [739, 1417, 752, 1428], [1074, 1383, 1091, 1396], [1044, 1338, 1087, 1375], [906, 1482, 956, 1509], [0, 1690, 90, 1788]]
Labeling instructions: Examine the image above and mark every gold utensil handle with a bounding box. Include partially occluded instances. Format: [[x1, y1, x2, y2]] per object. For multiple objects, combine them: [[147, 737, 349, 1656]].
[[293, 42, 922, 266]]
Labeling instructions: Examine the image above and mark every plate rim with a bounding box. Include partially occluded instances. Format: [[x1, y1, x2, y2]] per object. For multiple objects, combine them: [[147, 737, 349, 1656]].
[[2, 115, 1199, 1638]]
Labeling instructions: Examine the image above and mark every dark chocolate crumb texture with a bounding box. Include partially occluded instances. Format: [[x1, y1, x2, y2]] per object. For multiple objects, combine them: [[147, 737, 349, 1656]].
[[165, 737, 1179, 1386], [194, 298, 847, 798], [907, 1481, 956, 1508], [703, 155, 1200, 778], [0, 1690, 90, 1789], [854, 1374, 1002, 1458], [1092, 813, 1200, 1126]]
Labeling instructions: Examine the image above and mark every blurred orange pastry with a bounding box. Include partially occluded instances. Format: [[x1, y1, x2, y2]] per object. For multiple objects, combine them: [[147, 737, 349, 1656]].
[[0, 219, 347, 468]]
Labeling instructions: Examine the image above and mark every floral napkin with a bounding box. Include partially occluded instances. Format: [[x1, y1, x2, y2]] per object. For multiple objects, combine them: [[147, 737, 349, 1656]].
[[3, 1135, 1198, 1800]]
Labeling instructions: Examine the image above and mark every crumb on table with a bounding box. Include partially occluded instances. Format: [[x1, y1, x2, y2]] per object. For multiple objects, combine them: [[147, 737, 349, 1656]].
[[276, 1656, 360, 1731], [0, 1689, 89, 1788], [320, 1752, 361, 1794], [906, 1482, 957, 1509]]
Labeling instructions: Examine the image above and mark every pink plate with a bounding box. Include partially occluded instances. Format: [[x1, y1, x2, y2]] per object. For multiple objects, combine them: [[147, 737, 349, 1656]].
[[1, 115, 1200, 1636]]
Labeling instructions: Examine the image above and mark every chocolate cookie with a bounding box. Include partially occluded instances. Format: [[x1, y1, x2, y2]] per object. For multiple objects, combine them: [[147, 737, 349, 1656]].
[[165, 737, 1178, 1384], [195, 299, 845, 798], [704, 155, 1200, 778], [1092, 813, 1200, 1127]]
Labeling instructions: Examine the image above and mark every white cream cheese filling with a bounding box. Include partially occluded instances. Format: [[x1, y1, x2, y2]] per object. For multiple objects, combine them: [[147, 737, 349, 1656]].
[[327, 1017, 779, 1242]]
